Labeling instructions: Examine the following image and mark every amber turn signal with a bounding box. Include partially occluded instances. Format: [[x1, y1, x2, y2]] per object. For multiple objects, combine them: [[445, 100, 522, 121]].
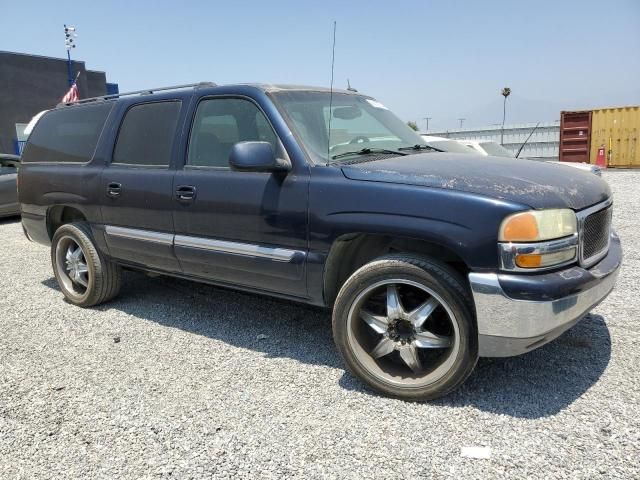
[[515, 254, 543, 268], [501, 213, 538, 242], [515, 248, 577, 269], [499, 209, 577, 242]]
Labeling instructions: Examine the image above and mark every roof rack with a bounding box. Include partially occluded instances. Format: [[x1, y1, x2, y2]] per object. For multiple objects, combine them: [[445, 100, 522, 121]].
[[57, 81, 217, 107]]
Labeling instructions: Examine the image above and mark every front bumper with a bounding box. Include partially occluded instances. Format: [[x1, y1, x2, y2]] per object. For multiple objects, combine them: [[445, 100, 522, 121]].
[[469, 231, 622, 357]]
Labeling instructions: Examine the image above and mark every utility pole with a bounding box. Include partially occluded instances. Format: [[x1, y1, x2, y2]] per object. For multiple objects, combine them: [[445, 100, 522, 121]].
[[501, 87, 511, 145], [423, 117, 432, 132], [457, 118, 465, 129], [64, 25, 78, 86]]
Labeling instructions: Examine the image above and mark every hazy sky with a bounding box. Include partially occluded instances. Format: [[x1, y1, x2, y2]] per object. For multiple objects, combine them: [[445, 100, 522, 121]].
[[3, 0, 639, 131]]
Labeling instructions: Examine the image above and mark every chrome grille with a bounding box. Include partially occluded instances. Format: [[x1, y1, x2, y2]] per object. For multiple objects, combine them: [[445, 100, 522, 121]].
[[580, 203, 612, 266]]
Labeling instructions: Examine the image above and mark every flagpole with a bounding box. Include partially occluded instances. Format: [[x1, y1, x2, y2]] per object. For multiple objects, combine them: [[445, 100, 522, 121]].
[[66, 50, 73, 87], [63, 24, 77, 87]]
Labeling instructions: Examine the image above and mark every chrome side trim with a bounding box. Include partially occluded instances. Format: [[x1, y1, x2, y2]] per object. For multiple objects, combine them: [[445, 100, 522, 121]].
[[498, 233, 578, 272], [104, 225, 302, 262], [105, 226, 174, 245], [576, 198, 613, 268], [174, 235, 299, 262]]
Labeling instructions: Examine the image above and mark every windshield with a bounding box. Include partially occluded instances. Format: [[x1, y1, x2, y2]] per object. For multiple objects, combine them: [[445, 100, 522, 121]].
[[424, 140, 476, 154], [479, 141, 514, 157], [271, 91, 428, 164]]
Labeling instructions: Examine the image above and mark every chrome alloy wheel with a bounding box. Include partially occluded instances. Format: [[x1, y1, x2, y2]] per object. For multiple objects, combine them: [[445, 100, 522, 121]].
[[346, 279, 460, 387], [55, 236, 89, 294]]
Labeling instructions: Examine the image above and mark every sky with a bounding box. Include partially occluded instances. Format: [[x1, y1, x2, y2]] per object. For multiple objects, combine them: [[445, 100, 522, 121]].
[[2, 0, 639, 131]]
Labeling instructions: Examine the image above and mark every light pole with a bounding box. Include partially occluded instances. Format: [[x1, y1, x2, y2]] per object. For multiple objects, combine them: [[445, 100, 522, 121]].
[[501, 87, 511, 145], [423, 117, 431, 133], [64, 25, 78, 86]]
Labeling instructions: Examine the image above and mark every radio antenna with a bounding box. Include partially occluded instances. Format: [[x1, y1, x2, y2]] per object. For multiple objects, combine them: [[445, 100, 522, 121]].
[[327, 20, 336, 164]]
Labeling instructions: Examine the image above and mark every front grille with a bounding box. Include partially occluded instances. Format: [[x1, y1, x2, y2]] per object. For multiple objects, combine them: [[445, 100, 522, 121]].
[[581, 205, 612, 264]]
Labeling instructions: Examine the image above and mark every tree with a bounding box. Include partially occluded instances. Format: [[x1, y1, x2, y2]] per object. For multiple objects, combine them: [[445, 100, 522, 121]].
[[501, 87, 511, 145], [407, 121, 419, 131]]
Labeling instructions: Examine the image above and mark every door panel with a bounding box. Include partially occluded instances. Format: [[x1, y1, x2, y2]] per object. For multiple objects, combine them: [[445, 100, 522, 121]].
[[0, 172, 18, 214], [101, 167, 179, 271], [100, 100, 182, 271], [172, 169, 308, 296], [172, 96, 309, 297]]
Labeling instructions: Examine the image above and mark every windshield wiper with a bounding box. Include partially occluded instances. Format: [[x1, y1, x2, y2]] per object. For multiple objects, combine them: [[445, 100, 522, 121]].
[[398, 144, 441, 152], [331, 147, 407, 160]]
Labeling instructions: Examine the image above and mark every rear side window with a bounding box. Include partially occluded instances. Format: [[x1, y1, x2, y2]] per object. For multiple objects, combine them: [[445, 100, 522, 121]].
[[21, 103, 113, 163], [113, 101, 181, 167]]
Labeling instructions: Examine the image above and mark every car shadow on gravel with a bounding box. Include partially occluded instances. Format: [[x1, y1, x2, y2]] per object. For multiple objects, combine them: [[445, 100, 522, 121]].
[[0, 216, 20, 225], [42, 271, 612, 419], [441, 313, 611, 417]]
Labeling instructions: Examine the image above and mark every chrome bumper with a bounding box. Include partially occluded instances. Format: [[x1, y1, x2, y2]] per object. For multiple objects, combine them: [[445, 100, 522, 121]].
[[470, 232, 621, 357]]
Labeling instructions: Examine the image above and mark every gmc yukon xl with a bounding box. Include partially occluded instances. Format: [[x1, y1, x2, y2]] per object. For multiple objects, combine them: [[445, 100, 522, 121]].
[[18, 83, 621, 400]]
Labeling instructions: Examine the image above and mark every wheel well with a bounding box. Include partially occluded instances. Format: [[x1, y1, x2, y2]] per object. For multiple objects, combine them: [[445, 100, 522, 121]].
[[47, 206, 86, 239], [323, 233, 470, 306]]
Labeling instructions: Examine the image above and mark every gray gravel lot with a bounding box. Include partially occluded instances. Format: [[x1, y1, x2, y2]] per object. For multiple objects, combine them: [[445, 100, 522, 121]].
[[1, 170, 639, 479]]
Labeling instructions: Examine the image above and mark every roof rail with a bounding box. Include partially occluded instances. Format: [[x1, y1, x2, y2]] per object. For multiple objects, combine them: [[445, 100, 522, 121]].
[[57, 81, 217, 107]]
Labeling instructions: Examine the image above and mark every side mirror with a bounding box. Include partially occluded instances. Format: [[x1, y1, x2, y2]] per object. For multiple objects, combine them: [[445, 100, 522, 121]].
[[229, 141, 291, 173]]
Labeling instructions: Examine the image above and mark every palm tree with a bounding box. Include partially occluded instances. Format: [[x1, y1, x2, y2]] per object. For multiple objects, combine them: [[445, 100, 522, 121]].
[[501, 87, 511, 145]]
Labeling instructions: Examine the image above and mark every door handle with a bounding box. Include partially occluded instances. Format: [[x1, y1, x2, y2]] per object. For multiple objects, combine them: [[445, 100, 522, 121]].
[[107, 182, 122, 198], [176, 185, 196, 202]]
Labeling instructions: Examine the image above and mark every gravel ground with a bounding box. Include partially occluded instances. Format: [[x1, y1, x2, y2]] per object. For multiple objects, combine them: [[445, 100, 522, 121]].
[[1, 170, 639, 479]]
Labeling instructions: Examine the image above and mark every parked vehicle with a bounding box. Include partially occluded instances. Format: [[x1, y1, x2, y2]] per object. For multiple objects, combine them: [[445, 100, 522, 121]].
[[24, 110, 49, 137], [19, 83, 621, 400], [420, 135, 476, 154], [0, 153, 20, 218], [458, 139, 603, 176], [460, 140, 517, 158]]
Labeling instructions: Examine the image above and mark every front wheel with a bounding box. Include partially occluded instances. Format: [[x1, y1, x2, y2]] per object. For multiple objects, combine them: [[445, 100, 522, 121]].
[[51, 222, 122, 307], [332, 254, 478, 401]]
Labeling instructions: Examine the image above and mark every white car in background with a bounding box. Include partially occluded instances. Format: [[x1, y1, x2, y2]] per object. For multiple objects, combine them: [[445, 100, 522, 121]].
[[459, 139, 602, 176], [421, 135, 601, 176], [420, 135, 478, 154]]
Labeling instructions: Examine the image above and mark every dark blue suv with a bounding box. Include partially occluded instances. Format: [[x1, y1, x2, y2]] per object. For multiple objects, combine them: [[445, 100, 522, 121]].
[[18, 83, 621, 400]]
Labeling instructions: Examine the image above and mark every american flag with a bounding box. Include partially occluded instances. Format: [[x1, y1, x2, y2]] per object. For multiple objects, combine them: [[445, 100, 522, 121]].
[[61, 81, 79, 103]]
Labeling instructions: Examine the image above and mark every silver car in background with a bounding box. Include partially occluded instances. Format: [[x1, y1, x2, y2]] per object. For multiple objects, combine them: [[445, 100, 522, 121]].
[[0, 154, 20, 218]]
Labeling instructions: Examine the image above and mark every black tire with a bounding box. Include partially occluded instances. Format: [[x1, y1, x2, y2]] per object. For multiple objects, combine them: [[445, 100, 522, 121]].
[[332, 253, 478, 401], [51, 222, 122, 307]]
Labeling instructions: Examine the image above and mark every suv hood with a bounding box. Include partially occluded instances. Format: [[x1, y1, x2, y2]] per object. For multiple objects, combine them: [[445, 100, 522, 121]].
[[340, 153, 611, 210]]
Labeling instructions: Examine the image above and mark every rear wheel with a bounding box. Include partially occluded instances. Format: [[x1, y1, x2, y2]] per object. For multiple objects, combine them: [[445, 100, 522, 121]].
[[332, 254, 478, 401], [51, 222, 122, 307]]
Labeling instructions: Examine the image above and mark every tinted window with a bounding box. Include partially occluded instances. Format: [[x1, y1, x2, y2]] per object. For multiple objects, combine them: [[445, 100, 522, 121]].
[[113, 101, 181, 166], [188, 98, 278, 168], [22, 103, 112, 163]]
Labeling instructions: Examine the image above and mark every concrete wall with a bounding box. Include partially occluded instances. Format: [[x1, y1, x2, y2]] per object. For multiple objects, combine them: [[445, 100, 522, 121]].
[[0, 51, 113, 154]]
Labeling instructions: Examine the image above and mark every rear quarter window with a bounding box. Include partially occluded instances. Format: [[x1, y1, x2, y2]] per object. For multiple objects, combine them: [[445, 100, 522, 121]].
[[21, 103, 113, 164]]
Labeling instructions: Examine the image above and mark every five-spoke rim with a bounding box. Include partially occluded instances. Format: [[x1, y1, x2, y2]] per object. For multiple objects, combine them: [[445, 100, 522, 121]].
[[346, 279, 460, 387], [55, 236, 89, 296]]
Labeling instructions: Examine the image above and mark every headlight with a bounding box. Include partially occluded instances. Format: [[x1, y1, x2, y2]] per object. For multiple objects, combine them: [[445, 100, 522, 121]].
[[499, 209, 577, 242], [499, 209, 578, 271]]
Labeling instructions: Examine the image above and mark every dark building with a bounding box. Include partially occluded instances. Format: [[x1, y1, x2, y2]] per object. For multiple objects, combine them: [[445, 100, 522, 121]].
[[0, 51, 118, 154]]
